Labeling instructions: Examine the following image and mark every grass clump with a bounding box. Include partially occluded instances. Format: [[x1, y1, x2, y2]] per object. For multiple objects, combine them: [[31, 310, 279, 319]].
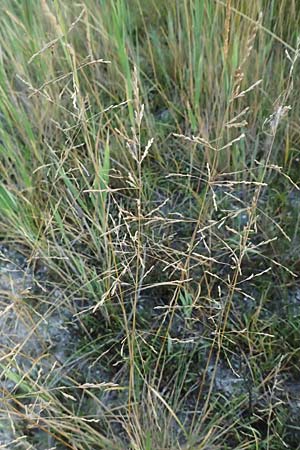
[[0, 1, 300, 449]]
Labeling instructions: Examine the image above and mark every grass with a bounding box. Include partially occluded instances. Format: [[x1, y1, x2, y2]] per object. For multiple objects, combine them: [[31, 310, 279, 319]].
[[0, 0, 300, 449]]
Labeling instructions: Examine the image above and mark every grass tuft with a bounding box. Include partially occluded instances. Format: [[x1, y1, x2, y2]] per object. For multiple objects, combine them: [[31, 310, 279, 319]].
[[0, 1, 300, 449]]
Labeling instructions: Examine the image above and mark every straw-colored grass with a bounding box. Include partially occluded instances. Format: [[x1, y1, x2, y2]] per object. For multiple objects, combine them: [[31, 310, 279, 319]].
[[0, 1, 300, 449]]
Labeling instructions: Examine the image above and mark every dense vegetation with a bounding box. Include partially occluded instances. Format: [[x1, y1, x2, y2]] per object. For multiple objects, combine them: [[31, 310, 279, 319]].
[[0, 1, 300, 449]]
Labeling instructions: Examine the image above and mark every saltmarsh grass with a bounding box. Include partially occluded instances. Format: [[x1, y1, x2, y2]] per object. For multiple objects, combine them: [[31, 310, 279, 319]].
[[0, 1, 300, 449]]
